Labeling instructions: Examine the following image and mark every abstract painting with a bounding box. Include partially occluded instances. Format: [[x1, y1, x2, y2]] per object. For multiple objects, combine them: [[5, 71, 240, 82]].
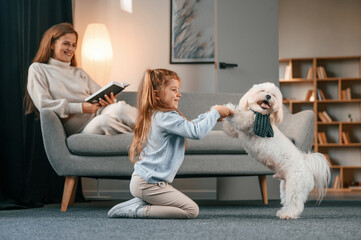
[[171, 0, 215, 64]]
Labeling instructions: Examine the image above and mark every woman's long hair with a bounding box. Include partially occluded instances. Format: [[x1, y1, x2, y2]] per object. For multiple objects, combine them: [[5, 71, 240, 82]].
[[24, 22, 78, 116], [129, 69, 181, 163]]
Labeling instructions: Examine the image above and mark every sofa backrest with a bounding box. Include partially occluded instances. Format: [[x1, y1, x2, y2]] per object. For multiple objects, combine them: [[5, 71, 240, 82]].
[[116, 91, 315, 151], [117, 91, 138, 106]]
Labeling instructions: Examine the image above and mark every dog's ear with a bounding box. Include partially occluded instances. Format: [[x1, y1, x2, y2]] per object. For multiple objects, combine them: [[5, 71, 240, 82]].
[[273, 105, 284, 123], [238, 92, 250, 110], [273, 85, 284, 123]]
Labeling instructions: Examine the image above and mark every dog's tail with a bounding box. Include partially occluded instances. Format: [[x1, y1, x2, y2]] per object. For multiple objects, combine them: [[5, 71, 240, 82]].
[[305, 152, 331, 202]]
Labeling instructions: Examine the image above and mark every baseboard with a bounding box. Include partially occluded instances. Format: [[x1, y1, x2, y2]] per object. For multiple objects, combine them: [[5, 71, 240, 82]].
[[83, 190, 217, 200]]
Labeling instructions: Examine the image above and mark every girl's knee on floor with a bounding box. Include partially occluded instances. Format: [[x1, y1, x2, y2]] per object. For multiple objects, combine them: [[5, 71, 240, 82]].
[[186, 202, 199, 219]]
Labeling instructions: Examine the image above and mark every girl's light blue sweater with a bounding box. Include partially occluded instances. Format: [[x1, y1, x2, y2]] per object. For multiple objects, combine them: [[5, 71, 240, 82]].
[[134, 109, 220, 184]]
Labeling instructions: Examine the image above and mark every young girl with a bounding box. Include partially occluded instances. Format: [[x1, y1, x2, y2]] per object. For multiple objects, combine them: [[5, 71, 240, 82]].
[[108, 69, 233, 219], [25, 22, 136, 136]]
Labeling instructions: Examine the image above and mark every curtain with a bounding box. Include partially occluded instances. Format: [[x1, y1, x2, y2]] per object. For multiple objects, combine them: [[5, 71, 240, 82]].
[[0, 0, 77, 209]]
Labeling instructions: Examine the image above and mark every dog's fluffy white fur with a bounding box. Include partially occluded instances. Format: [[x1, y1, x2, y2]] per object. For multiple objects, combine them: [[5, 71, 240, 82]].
[[223, 82, 331, 219]]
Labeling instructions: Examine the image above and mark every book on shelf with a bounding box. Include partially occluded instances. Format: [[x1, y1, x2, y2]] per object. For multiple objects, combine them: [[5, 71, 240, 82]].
[[332, 175, 340, 189], [342, 132, 351, 144], [317, 132, 327, 144], [317, 133, 324, 144], [309, 92, 315, 101], [322, 153, 332, 166], [305, 90, 313, 101], [321, 132, 327, 144], [341, 132, 348, 144], [306, 67, 313, 80], [85, 81, 130, 103], [346, 88, 352, 100], [317, 89, 322, 101], [305, 89, 315, 101], [341, 88, 352, 100], [284, 65, 291, 80], [318, 112, 327, 122], [318, 111, 332, 122], [341, 90, 346, 100], [322, 111, 332, 122], [317, 89, 326, 100], [316, 66, 327, 79]]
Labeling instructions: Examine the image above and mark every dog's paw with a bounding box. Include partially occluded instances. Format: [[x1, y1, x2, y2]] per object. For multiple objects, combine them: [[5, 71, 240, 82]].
[[276, 209, 299, 220], [224, 103, 237, 112]]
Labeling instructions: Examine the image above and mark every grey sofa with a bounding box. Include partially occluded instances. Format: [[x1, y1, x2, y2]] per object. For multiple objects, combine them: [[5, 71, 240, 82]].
[[40, 92, 314, 212]]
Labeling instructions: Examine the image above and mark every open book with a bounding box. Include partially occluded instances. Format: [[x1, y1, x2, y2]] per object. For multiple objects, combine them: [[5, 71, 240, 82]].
[[85, 81, 129, 103]]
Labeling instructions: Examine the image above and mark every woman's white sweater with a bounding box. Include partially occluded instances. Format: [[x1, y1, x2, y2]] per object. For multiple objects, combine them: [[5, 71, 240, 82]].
[[27, 58, 101, 135]]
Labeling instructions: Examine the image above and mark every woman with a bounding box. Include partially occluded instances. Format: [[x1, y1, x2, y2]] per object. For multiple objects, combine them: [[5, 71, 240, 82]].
[[24, 22, 136, 135]]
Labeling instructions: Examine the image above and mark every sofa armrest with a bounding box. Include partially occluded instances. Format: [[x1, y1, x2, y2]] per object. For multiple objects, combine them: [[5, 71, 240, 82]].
[[40, 108, 71, 175], [277, 110, 315, 152]]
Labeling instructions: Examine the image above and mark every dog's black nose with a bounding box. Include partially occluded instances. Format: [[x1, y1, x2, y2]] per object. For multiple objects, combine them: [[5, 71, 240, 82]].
[[266, 94, 271, 100]]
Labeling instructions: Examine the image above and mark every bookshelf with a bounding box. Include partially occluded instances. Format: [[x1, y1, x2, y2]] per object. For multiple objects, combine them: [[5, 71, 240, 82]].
[[279, 56, 361, 192]]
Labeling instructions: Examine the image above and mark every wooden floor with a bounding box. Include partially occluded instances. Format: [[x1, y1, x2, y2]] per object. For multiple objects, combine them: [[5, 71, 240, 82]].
[[310, 189, 361, 200]]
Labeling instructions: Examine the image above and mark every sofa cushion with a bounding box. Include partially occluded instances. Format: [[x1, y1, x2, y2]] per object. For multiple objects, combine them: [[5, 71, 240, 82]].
[[67, 133, 133, 156], [186, 131, 246, 154], [67, 131, 246, 156]]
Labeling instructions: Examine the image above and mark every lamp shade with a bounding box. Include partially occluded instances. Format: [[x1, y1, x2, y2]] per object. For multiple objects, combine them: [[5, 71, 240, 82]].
[[81, 23, 113, 86]]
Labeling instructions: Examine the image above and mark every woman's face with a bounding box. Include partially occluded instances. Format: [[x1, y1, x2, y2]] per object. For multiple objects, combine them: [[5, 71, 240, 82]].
[[51, 33, 77, 63]]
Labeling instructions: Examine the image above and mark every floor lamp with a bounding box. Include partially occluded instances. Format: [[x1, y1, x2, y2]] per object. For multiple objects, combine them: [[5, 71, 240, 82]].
[[81, 23, 113, 87], [81, 23, 113, 199]]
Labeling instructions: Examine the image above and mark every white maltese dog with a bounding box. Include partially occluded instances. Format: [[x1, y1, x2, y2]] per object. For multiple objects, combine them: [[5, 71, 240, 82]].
[[223, 82, 331, 219]]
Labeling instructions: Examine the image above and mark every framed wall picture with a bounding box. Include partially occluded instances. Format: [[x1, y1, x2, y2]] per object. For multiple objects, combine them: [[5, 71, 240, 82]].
[[170, 0, 215, 64]]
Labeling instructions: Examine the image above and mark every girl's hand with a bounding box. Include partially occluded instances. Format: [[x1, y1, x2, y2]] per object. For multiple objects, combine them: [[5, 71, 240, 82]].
[[82, 102, 101, 114], [213, 105, 234, 120], [99, 92, 117, 107]]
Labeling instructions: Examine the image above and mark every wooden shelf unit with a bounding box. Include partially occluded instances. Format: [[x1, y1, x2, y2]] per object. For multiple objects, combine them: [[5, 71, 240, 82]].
[[279, 56, 361, 192]]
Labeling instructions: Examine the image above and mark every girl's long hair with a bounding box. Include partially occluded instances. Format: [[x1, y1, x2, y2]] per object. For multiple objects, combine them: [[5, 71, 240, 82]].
[[24, 22, 78, 116], [129, 69, 181, 163]]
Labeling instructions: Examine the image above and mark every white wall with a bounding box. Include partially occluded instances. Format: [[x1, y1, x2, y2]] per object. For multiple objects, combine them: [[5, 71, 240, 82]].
[[73, 0, 215, 93], [279, 0, 361, 58]]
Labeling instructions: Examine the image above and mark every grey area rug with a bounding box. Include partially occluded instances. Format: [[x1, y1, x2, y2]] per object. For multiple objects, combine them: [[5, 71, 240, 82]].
[[1, 200, 360, 240]]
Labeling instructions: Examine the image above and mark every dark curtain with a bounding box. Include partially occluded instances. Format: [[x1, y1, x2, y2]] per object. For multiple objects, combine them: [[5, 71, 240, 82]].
[[0, 0, 77, 209]]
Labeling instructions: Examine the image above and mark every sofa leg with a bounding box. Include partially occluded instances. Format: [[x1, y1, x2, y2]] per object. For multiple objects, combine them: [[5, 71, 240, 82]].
[[61, 176, 78, 212], [69, 177, 78, 206], [258, 175, 268, 205]]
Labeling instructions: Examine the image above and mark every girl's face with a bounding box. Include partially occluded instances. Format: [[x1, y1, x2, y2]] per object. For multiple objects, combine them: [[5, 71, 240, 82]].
[[157, 79, 181, 110], [51, 33, 77, 63]]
